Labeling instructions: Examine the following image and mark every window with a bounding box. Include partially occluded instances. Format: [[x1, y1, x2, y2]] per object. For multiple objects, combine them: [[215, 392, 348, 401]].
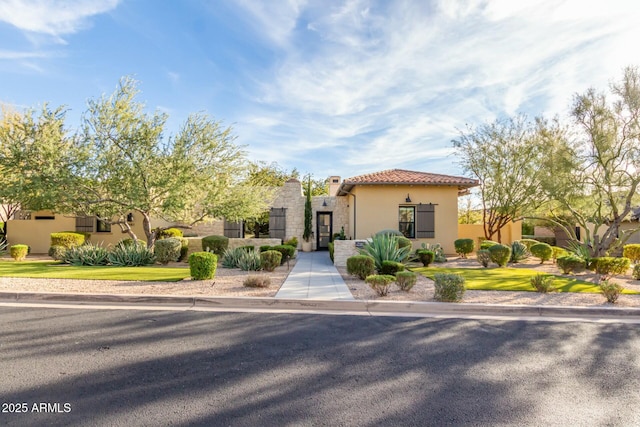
[[399, 206, 415, 238], [96, 216, 111, 233]]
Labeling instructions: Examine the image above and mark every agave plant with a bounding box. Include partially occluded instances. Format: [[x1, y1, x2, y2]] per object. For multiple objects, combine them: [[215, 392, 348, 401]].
[[359, 233, 411, 273], [221, 247, 245, 268], [510, 241, 529, 263], [108, 244, 156, 266], [63, 242, 110, 266]]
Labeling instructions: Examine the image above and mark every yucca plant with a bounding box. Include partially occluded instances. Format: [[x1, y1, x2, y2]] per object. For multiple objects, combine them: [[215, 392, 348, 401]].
[[108, 244, 156, 266], [359, 233, 411, 273], [63, 242, 110, 266]]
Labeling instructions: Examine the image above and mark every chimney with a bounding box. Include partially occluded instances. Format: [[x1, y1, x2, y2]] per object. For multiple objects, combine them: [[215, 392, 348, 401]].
[[328, 176, 341, 196]]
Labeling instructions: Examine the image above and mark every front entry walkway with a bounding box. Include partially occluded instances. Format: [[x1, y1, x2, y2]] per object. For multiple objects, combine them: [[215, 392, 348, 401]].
[[276, 251, 354, 300]]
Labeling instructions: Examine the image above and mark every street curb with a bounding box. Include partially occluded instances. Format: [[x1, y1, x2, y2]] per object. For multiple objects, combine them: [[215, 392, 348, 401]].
[[2, 291, 640, 320]]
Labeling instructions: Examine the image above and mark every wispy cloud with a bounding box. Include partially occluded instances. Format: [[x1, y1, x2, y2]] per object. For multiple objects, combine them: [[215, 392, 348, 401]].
[[0, 0, 121, 42], [233, 0, 640, 176]]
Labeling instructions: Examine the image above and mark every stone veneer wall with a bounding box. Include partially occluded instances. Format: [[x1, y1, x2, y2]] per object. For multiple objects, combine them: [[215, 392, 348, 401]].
[[333, 239, 369, 267]]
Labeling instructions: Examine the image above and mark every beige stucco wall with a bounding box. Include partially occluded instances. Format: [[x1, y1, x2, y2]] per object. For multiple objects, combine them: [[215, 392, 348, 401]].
[[457, 221, 522, 252], [7, 210, 149, 253], [344, 184, 461, 254]]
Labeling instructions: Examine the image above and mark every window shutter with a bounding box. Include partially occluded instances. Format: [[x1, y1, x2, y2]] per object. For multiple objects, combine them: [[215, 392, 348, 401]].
[[269, 208, 286, 239], [224, 220, 243, 238], [75, 216, 94, 233], [416, 204, 435, 238]]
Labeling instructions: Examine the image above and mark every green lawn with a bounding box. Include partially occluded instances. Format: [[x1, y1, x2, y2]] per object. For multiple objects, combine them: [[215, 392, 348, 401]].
[[414, 266, 640, 294], [0, 260, 190, 282]]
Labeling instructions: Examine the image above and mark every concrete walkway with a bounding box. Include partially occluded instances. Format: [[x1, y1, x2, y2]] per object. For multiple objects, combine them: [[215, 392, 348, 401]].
[[275, 251, 354, 300]]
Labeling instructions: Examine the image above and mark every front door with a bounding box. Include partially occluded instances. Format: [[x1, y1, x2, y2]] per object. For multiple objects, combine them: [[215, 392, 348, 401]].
[[316, 212, 333, 250]]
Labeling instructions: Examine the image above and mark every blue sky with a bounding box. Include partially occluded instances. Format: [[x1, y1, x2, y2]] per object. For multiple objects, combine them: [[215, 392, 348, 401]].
[[2, 0, 640, 180]]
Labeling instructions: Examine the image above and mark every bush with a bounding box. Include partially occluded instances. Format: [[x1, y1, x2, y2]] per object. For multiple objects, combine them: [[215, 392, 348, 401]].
[[260, 250, 282, 272], [395, 271, 417, 291], [158, 227, 183, 239], [479, 240, 499, 250], [177, 237, 189, 262], [237, 250, 262, 271], [551, 246, 568, 263], [48, 245, 67, 261], [63, 242, 110, 266], [599, 280, 623, 304], [530, 243, 553, 264], [397, 236, 412, 250], [238, 245, 255, 252], [510, 241, 528, 263], [359, 233, 411, 273], [422, 243, 447, 262], [518, 238, 540, 251], [416, 249, 434, 267], [592, 257, 631, 277], [476, 249, 491, 267], [556, 255, 586, 274], [380, 260, 405, 275], [271, 245, 296, 264], [328, 242, 334, 263], [633, 264, 640, 280], [623, 244, 640, 264], [201, 235, 229, 256], [154, 237, 182, 264], [284, 237, 299, 248], [454, 238, 474, 258], [530, 274, 556, 293], [243, 275, 271, 288], [488, 244, 511, 267], [365, 274, 396, 296], [189, 252, 218, 280], [50, 232, 85, 248], [259, 245, 272, 252], [116, 238, 146, 249], [108, 244, 156, 266], [347, 255, 375, 280], [433, 273, 465, 302], [10, 244, 29, 261]]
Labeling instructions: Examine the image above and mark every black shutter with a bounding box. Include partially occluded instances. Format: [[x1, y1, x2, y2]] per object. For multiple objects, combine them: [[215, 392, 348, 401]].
[[416, 204, 435, 238], [269, 208, 286, 239], [75, 216, 94, 233], [224, 220, 243, 238]]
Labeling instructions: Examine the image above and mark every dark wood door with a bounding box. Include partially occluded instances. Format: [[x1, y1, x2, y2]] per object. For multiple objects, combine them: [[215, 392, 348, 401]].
[[316, 212, 332, 250]]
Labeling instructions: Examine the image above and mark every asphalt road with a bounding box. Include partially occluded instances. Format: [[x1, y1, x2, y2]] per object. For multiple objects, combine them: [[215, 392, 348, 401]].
[[1, 307, 639, 426]]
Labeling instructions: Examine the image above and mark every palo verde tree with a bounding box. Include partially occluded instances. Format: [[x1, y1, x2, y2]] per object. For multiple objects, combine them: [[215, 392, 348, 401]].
[[537, 66, 640, 256], [453, 114, 547, 242], [70, 77, 272, 248]]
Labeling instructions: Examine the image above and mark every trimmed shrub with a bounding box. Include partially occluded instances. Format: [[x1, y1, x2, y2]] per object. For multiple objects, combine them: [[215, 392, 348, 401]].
[[397, 236, 412, 250], [201, 235, 229, 256], [551, 246, 568, 263], [284, 237, 299, 248], [395, 271, 417, 291], [359, 233, 411, 273], [599, 280, 623, 304], [623, 244, 640, 264], [633, 264, 640, 280], [365, 274, 396, 296], [271, 244, 296, 264], [10, 244, 29, 261], [510, 241, 528, 263], [488, 244, 511, 267], [259, 245, 272, 252], [479, 240, 499, 250], [476, 249, 491, 267], [380, 260, 405, 275], [422, 243, 447, 263], [530, 243, 553, 264], [556, 255, 586, 274], [243, 275, 271, 288], [328, 242, 334, 263], [158, 227, 183, 239], [189, 252, 218, 280], [454, 238, 474, 258], [518, 238, 540, 251], [260, 250, 282, 272], [347, 255, 375, 280], [108, 244, 156, 266], [154, 237, 182, 264], [177, 237, 189, 262], [416, 249, 434, 267], [593, 257, 631, 277], [238, 245, 255, 252], [50, 232, 85, 249], [237, 250, 262, 271], [48, 245, 67, 261], [530, 274, 556, 293], [116, 238, 146, 249], [433, 273, 465, 302], [63, 242, 110, 266]]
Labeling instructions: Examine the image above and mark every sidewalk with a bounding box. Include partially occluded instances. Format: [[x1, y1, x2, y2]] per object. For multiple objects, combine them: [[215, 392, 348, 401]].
[[275, 251, 354, 300]]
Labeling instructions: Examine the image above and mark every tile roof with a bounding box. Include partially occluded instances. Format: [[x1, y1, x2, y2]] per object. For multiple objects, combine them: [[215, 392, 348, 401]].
[[342, 169, 478, 186]]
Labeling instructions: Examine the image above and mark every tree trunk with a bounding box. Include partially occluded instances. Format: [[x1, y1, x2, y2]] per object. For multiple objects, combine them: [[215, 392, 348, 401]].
[[142, 213, 156, 249]]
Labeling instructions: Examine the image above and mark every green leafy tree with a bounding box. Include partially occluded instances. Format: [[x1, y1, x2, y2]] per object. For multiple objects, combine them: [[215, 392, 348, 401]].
[[453, 114, 546, 242], [68, 77, 272, 248]]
